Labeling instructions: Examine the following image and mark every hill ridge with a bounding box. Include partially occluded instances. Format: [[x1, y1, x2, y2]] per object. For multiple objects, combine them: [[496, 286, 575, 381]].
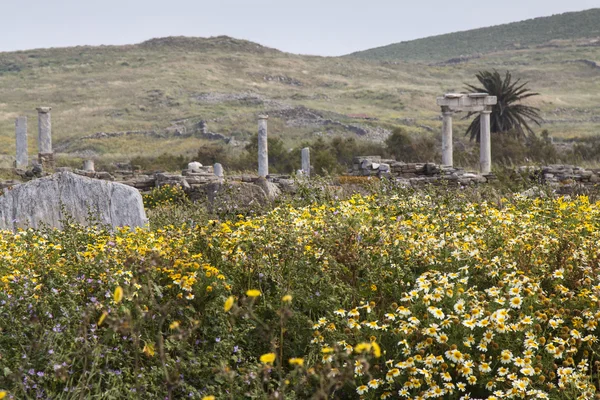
[[348, 8, 600, 62]]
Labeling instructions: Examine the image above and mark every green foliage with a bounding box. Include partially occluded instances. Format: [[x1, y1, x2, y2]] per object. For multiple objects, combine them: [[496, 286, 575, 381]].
[[131, 153, 188, 172], [385, 127, 439, 162], [490, 129, 559, 165], [142, 184, 189, 209], [194, 143, 228, 166], [465, 70, 542, 141]]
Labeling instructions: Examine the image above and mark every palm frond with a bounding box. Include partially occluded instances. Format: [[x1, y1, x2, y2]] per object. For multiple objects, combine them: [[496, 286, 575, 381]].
[[463, 70, 542, 142]]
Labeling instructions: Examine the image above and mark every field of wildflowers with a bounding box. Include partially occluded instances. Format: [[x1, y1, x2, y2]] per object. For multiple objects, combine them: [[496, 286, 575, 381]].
[[1, 184, 600, 399]]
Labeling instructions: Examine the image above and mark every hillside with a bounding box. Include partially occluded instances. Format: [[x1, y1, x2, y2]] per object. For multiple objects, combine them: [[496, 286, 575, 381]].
[[0, 33, 599, 169], [348, 8, 600, 62]]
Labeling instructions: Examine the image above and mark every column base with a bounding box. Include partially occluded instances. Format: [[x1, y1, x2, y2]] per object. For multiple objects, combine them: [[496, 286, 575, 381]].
[[38, 153, 55, 170]]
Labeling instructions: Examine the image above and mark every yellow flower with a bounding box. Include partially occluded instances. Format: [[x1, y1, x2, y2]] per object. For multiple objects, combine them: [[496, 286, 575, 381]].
[[260, 352, 276, 364], [143, 343, 155, 357], [321, 346, 334, 354], [201, 396, 215, 400], [169, 321, 180, 330], [0, 390, 7, 399], [247, 289, 261, 297], [97, 311, 108, 326], [224, 296, 235, 312], [354, 342, 372, 354], [282, 294, 293, 302], [289, 357, 304, 366], [113, 286, 123, 303], [371, 341, 382, 358]]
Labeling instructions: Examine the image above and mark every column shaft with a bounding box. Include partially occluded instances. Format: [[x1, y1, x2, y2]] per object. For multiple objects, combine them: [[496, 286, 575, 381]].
[[258, 115, 268, 177], [480, 110, 492, 174], [441, 108, 453, 166], [301, 147, 310, 177], [37, 107, 52, 154], [15, 117, 28, 169], [213, 163, 224, 178]]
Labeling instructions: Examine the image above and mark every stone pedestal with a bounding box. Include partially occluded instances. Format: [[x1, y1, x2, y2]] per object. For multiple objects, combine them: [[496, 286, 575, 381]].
[[83, 160, 95, 172], [301, 147, 310, 177], [258, 115, 269, 177], [38, 153, 54, 170], [37, 107, 53, 169], [480, 110, 492, 174], [214, 163, 224, 178], [441, 107, 453, 166], [15, 117, 28, 169]]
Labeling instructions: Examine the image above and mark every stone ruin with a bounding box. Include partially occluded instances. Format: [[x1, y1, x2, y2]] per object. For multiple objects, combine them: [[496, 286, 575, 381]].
[[4, 98, 600, 230], [349, 156, 489, 185], [437, 93, 497, 174]]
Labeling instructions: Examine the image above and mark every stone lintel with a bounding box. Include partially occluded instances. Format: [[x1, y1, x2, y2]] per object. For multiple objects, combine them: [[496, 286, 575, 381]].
[[467, 93, 489, 98], [36, 107, 52, 113], [437, 95, 497, 110]]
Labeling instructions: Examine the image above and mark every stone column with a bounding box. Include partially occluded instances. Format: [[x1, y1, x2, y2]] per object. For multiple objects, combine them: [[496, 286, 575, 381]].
[[441, 106, 453, 166], [258, 115, 269, 177], [15, 117, 28, 169], [301, 147, 310, 177], [479, 109, 492, 174], [83, 160, 95, 172], [37, 107, 53, 168], [214, 163, 224, 179]]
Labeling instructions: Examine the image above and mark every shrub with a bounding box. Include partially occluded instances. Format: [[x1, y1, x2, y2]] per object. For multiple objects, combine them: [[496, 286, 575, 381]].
[[142, 184, 189, 209]]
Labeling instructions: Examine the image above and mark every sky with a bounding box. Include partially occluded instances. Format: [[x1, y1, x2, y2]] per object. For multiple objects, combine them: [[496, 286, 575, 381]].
[[0, 0, 598, 56]]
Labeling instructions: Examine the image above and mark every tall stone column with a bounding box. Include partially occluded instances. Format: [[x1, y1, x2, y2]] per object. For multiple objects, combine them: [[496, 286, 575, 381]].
[[301, 147, 310, 177], [479, 109, 492, 174], [37, 107, 54, 168], [258, 115, 269, 177], [15, 117, 28, 169], [441, 106, 453, 166]]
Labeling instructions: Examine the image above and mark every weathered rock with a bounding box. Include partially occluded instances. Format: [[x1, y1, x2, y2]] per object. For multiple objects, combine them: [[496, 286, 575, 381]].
[[0, 172, 147, 231], [254, 177, 281, 201], [188, 161, 203, 171], [194, 181, 269, 212]]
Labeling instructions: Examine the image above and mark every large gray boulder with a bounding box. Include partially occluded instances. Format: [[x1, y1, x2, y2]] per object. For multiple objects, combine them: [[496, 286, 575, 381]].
[[195, 181, 269, 213], [254, 177, 281, 201], [0, 172, 147, 231]]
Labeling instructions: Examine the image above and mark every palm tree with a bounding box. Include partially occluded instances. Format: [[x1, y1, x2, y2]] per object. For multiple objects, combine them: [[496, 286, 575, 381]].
[[465, 70, 543, 141]]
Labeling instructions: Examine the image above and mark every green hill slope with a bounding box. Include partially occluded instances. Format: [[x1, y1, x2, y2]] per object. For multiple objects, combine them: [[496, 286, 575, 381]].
[[348, 8, 600, 62]]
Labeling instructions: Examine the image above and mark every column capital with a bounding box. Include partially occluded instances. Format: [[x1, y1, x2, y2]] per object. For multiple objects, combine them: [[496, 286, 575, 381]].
[[36, 107, 52, 113], [441, 106, 453, 115], [258, 114, 269, 120], [480, 107, 492, 114]]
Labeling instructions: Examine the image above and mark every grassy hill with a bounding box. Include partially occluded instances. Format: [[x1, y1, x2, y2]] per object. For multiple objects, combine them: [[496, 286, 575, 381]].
[[0, 29, 599, 169], [348, 8, 600, 62]]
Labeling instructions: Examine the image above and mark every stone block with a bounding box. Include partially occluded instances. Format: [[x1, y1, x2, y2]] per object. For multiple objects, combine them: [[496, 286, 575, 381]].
[[0, 172, 146, 230]]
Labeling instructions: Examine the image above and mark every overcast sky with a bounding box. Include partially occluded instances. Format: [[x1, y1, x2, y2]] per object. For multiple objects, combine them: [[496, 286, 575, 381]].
[[0, 0, 598, 56]]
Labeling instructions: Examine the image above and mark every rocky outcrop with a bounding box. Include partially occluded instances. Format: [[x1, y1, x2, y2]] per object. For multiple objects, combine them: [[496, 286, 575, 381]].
[[0, 172, 147, 231]]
